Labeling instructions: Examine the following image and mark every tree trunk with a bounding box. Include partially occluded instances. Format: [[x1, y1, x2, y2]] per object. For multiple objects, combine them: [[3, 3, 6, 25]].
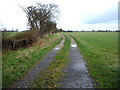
[[40, 20, 45, 38]]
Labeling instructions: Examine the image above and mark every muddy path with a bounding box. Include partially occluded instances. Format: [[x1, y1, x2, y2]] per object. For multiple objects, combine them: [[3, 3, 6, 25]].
[[59, 37, 94, 88], [12, 38, 65, 88]]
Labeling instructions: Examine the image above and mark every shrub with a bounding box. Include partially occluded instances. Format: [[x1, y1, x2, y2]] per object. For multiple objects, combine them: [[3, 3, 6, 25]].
[[2, 30, 39, 50]]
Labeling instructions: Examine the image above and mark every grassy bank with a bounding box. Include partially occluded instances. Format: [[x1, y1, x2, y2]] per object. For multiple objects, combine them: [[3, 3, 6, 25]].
[[32, 35, 71, 88], [2, 33, 62, 88], [66, 32, 118, 88]]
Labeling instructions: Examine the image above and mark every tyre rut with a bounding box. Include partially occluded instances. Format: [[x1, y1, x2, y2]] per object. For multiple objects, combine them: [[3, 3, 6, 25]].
[[60, 37, 94, 88]]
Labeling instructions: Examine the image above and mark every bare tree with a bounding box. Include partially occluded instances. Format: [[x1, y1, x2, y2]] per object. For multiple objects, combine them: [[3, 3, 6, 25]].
[[36, 3, 59, 37], [21, 2, 59, 37], [21, 6, 37, 30]]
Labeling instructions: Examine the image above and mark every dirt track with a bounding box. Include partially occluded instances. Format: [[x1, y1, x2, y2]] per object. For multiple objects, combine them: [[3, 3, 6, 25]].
[[12, 35, 94, 88], [59, 38, 94, 88]]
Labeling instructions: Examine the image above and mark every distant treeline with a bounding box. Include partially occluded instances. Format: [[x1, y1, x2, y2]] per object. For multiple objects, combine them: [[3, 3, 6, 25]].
[[1, 29, 18, 32], [62, 30, 120, 32]]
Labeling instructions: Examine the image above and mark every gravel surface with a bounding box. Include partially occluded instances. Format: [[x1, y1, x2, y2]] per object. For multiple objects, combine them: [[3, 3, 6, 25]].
[[60, 38, 94, 88], [12, 39, 65, 88]]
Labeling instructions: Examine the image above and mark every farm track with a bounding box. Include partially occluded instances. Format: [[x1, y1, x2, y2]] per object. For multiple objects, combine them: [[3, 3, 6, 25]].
[[59, 37, 94, 88], [12, 37, 65, 88], [12, 35, 94, 88]]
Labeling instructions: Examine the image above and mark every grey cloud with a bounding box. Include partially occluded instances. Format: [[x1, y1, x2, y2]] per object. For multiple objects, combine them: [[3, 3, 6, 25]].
[[84, 5, 118, 24]]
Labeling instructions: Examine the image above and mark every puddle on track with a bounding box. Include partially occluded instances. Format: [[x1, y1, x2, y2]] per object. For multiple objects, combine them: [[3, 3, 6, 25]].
[[53, 39, 64, 50], [54, 48, 60, 50], [71, 44, 77, 47]]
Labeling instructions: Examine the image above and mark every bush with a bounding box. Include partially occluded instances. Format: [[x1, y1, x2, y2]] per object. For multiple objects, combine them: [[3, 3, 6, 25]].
[[2, 30, 39, 50]]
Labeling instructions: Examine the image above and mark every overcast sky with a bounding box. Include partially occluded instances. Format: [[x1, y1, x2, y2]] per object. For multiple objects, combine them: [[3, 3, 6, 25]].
[[0, 0, 119, 31]]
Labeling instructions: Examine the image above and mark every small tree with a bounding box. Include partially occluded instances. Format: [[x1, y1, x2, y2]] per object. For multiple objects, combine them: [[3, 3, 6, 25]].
[[45, 21, 57, 35]]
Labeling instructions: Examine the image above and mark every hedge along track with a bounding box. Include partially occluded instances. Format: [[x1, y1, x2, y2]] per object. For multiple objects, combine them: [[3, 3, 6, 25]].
[[11, 34, 65, 88], [31, 34, 71, 88]]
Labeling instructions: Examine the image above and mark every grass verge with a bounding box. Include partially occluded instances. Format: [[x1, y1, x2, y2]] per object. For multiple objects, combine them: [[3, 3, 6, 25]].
[[31, 34, 71, 88], [66, 32, 118, 88], [2, 33, 62, 88]]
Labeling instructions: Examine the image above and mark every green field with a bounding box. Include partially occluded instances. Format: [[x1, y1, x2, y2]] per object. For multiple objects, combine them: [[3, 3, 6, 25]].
[[2, 32, 22, 39], [65, 32, 118, 88]]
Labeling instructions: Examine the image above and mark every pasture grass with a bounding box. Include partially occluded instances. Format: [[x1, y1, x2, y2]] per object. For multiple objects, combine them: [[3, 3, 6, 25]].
[[2, 32, 22, 39], [2, 33, 62, 88], [8, 32, 22, 37], [66, 32, 118, 88], [32, 34, 71, 88]]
